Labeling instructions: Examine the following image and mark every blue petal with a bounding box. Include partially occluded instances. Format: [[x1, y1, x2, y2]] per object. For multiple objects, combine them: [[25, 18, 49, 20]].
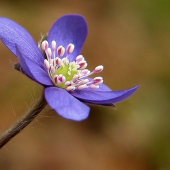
[[16, 45, 53, 86], [45, 87, 90, 121], [48, 15, 88, 61], [0, 17, 44, 67], [71, 85, 140, 105]]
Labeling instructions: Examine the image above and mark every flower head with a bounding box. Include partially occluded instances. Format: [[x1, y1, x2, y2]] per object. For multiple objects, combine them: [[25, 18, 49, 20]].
[[0, 15, 139, 121]]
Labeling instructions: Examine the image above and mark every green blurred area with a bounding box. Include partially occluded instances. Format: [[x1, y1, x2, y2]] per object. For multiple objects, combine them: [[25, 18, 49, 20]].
[[0, 0, 170, 169]]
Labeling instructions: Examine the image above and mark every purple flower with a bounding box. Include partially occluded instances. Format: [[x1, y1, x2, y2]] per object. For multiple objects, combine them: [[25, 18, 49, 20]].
[[0, 15, 139, 121]]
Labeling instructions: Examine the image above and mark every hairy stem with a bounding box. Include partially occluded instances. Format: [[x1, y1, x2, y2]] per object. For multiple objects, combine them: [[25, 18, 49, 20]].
[[0, 90, 47, 149]]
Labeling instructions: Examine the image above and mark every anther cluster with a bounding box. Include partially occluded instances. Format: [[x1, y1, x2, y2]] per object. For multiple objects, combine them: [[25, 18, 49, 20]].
[[42, 40, 104, 91]]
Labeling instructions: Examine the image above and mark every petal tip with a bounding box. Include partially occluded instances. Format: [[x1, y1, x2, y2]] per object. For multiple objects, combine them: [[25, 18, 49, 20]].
[[131, 84, 140, 93], [70, 107, 90, 121]]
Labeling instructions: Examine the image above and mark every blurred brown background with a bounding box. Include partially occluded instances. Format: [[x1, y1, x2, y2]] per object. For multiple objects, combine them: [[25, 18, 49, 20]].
[[0, 0, 170, 169]]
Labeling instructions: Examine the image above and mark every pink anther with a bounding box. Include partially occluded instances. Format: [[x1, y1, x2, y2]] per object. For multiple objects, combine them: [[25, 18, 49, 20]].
[[55, 57, 62, 67], [47, 48, 52, 59], [66, 86, 75, 91], [89, 84, 99, 89], [79, 79, 89, 85], [81, 69, 90, 76], [51, 41, 57, 51], [67, 44, 75, 54], [57, 46, 65, 57], [44, 59, 50, 69], [54, 75, 59, 84], [77, 84, 87, 90], [65, 81, 72, 86], [76, 55, 84, 63], [73, 74, 79, 81], [93, 65, 103, 73], [93, 77, 103, 85], [79, 61, 87, 70], [41, 40, 48, 51], [50, 65, 55, 74]]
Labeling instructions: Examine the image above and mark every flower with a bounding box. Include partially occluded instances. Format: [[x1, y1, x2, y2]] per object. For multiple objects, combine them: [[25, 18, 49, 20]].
[[0, 15, 139, 121]]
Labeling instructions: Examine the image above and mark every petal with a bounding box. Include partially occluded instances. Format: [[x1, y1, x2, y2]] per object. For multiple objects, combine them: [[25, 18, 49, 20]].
[[0, 17, 44, 67], [48, 15, 88, 61], [45, 87, 90, 121], [16, 45, 53, 86], [71, 85, 140, 105]]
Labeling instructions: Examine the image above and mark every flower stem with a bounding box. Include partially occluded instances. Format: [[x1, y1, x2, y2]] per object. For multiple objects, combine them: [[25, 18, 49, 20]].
[[0, 90, 47, 149]]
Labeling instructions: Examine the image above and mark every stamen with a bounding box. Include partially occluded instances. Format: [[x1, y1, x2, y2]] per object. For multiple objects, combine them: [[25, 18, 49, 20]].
[[58, 74, 62, 81], [61, 76, 66, 83], [78, 79, 89, 85], [93, 65, 104, 73], [67, 44, 74, 54], [54, 75, 58, 84], [76, 55, 84, 63], [47, 48, 52, 60], [73, 74, 79, 81], [51, 41, 57, 51], [66, 86, 75, 91], [58, 74, 66, 83], [93, 77, 103, 85], [79, 61, 87, 70], [44, 59, 50, 69], [50, 66, 55, 74], [55, 57, 62, 67], [89, 84, 99, 89], [81, 69, 90, 76], [62, 58, 69, 64], [65, 81, 72, 86], [41, 40, 48, 51], [57, 46, 65, 57], [77, 84, 87, 90]]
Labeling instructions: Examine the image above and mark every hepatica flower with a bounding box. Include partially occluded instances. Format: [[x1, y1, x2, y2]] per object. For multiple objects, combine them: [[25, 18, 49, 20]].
[[0, 15, 139, 121]]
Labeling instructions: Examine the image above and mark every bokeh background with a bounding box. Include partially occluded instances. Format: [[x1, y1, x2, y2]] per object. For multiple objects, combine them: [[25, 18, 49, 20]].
[[0, 0, 170, 169]]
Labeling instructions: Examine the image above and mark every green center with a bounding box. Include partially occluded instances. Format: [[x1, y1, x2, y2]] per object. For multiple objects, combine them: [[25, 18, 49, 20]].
[[53, 63, 79, 88]]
